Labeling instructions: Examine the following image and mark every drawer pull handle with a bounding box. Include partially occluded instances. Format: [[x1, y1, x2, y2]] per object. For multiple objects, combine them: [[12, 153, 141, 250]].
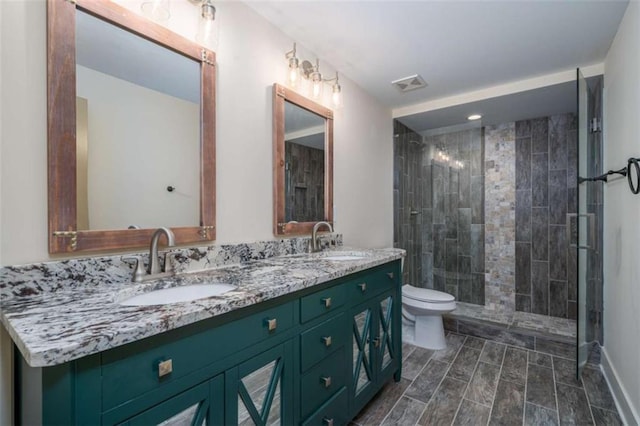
[[266, 318, 277, 332], [322, 297, 332, 308], [158, 359, 173, 378], [387, 272, 394, 280], [358, 283, 367, 292], [323, 418, 334, 426], [372, 337, 381, 348], [321, 376, 332, 388], [322, 336, 332, 347]]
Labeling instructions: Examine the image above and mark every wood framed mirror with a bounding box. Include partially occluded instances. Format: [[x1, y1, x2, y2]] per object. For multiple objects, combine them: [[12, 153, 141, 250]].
[[47, 0, 216, 254], [273, 84, 333, 236]]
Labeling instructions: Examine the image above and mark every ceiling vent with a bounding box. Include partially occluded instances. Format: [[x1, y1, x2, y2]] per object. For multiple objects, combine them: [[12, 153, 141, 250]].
[[391, 74, 427, 93]]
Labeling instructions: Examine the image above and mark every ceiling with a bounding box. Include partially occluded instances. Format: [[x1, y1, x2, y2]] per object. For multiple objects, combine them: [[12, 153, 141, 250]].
[[246, 0, 628, 113]]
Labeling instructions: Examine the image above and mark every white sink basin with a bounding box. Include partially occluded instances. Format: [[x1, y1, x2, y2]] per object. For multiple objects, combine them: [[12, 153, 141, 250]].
[[120, 284, 236, 306], [322, 255, 367, 261]]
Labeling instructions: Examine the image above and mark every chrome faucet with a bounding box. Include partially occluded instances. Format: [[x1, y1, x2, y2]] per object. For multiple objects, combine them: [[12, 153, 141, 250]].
[[148, 227, 176, 274], [311, 221, 333, 252]]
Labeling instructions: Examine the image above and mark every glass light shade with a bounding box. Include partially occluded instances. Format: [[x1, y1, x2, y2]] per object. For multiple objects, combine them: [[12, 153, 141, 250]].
[[311, 73, 323, 100], [196, 2, 218, 50], [332, 83, 342, 108], [141, 0, 170, 23], [288, 57, 300, 88]]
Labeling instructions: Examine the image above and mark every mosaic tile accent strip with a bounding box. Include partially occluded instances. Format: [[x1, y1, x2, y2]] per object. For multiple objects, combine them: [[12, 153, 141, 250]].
[[484, 123, 516, 312]]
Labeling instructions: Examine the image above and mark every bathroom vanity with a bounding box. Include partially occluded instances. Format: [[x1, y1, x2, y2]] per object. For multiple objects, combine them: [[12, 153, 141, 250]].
[[1, 247, 403, 425]]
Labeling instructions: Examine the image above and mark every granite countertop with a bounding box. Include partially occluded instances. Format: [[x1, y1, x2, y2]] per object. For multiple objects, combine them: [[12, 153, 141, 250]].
[[0, 247, 404, 368]]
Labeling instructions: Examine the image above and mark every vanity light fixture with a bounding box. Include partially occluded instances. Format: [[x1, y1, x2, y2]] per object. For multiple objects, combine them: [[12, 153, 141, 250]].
[[467, 114, 482, 121], [196, 0, 218, 50], [284, 44, 343, 108], [141, 0, 170, 23]]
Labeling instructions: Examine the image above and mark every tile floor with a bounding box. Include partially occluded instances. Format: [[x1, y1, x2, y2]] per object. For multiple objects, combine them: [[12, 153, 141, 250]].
[[351, 333, 622, 426]]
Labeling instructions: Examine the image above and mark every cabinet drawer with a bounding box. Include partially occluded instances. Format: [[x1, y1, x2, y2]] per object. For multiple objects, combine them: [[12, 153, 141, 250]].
[[302, 386, 348, 426], [101, 302, 294, 410], [300, 284, 346, 323], [300, 313, 347, 371], [301, 348, 346, 419], [347, 264, 397, 305]]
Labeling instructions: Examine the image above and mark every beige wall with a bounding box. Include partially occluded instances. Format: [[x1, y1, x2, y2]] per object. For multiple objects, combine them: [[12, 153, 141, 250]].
[[602, 1, 640, 423], [0, 0, 393, 422]]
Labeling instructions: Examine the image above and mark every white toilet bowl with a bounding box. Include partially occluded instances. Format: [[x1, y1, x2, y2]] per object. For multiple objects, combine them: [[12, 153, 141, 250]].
[[402, 284, 456, 350]]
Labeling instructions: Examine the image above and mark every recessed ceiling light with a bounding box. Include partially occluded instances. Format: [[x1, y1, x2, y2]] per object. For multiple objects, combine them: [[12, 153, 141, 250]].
[[467, 114, 482, 121]]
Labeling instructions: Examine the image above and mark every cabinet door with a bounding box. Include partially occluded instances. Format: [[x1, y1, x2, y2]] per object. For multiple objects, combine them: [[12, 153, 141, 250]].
[[376, 293, 399, 381], [350, 302, 376, 408], [227, 343, 292, 426], [120, 376, 223, 426]]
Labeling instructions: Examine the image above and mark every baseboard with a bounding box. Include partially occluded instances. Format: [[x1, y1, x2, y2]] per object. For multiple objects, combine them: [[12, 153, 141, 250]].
[[601, 346, 640, 425]]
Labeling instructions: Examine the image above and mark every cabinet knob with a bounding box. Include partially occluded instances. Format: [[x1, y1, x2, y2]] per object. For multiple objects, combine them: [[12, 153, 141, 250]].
[[266, 318, 277, 332], [372, 337, 381, 348], [387, 272, 394, 280], [158, 359, 173, 378], [322, 336, 332, 347], [320, 376, 332, 388], [358, 283, 367, 292], [323, 418, 334, 426], [322, 297, 332, 308]]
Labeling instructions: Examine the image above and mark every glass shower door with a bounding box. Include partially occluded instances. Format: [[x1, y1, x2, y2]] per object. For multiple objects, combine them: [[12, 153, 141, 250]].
[[575, 68, 594, 378]]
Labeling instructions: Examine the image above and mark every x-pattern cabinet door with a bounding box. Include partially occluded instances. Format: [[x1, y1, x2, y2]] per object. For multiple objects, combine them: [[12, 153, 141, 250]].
[[376, 292, 399, 381], [226, 343, 293, 426], [350, 301, 377, 409], [120, 376, 223, 426]]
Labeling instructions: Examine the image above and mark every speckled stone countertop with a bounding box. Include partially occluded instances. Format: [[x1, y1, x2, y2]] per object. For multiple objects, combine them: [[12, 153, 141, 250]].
[[0, 246, 404, 368]]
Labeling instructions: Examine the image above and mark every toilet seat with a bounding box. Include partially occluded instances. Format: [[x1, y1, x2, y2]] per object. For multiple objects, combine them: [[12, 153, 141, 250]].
[[402, 284, 455, 303]]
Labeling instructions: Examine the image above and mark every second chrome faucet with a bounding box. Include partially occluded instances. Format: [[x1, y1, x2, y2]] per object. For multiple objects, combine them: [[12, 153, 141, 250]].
[[127, 227, 176, 282]]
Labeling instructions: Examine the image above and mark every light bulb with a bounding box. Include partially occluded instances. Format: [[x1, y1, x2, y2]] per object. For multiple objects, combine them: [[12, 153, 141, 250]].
[[332, 87, 342, 108], [312, 76, 323, 99], [196, 1, 218, 49], [288, 57, 300, 88]]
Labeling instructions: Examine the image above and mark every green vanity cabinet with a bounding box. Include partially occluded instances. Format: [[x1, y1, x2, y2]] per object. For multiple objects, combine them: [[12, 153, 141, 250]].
[[15, 260, 401, 426]]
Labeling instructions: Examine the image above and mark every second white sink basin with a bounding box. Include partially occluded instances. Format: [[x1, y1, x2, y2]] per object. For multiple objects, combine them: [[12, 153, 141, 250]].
[[120, 284, 236, 306]]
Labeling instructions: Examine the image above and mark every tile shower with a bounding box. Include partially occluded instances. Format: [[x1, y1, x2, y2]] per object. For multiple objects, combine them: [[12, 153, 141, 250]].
[[394, 104, 602, 325]]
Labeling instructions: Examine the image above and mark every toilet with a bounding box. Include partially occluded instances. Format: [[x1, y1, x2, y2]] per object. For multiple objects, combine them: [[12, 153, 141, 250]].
[[402, 284, 456, 350]]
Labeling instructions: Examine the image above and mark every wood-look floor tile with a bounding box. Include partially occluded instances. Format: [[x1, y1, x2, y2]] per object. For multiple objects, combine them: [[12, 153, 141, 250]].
[[529, 351, 552, 368], [591, 406, 623, 426], [464, 362, 500, 406], [489, 380, 525, 425], [404, 359, 449, 403], [352, 379, 411, 425], [432, 333, 466, 364], [381, 396, 426, 426], [453, 399, 490, 426], [402, 342, 416, 362], [552, 357, 582, 388], [526, 364, 557, 410], [402, 347, 434, 381], [447, 346, 482, 382], [556, 383, 594, 425], [524, 403, 558, 426], [501, 347, 528, 385], [479, 341, 506, 366], [463, 336, 486, 350], [419, 377, 467, 425], [581, 367, 617, 412]]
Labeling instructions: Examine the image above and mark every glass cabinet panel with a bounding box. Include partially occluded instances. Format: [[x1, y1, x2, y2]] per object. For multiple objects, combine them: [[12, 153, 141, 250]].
[[379, 296, 395, 369], [237, 358, 283, 426], [157, 404, 199, 426], [352, 308, 373, 394]]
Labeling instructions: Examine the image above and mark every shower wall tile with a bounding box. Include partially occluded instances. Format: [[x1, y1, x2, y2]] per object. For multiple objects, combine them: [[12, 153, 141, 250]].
[[471, 224, 485, 274], [531, 261, 549, 315], [549, 280, 568, 318], [472, 273, 486, 305], [458, 209, 472, 256], [516, 294, 531, 312], [516, 137, 532, 190], [423, 165, 433, 208], [433, 164, 446, 224], [484, 123, 516, 312], [471, 176, 484, 224], [515, 242, 531, 294], [567, 130, 578, 188], [549, 115, 568, 171], [549, 225, 567, 281], [531, 208, 549, 261], [568, 247, 577, 302], [531, 153, 549, 207], [531, 117, 549, 154], [434, 268, 446, 292], [446, 194, 459, 239], [422, 253, 434, 288], [471, 149, 483, 178], [422, 208, 434, 252], [458, 255, 471, 276], [516, 120, 532, 138], [433, 224, 446, 269], [549, 170, 567, 225], [516, 190, 531, 242], [446, 239, 458, 275], [459, 151, 471, 208]]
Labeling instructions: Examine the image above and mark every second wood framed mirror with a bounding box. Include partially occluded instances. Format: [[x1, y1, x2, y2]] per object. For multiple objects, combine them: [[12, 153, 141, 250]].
[[47, 0, 216, 254], [273, 84, 334, 236]]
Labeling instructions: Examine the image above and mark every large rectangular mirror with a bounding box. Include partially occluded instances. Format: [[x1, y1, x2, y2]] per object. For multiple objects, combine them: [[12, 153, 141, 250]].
[[48, 0, 216, 253], [273, 84, 333, 235]]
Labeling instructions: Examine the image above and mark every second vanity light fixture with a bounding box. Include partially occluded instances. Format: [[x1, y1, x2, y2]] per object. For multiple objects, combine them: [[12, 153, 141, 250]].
[[285, 43, 343, 108]]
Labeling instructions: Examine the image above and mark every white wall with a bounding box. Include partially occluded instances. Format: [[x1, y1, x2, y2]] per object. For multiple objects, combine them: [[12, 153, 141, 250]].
[[0, 1, 393, 421], [77, 65, 200, 230], [602, 1, 640, 423]]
